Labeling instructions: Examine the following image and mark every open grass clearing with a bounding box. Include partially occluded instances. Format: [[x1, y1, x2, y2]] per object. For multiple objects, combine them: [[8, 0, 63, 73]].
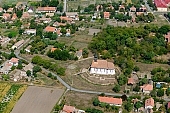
[[11, 86, 64, 113]]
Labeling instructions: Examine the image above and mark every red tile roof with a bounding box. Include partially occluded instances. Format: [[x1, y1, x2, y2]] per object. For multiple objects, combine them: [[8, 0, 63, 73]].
[[12, 13, 18, 20], [104, 12, 110, 19], [145, 98, 154, 108], [62, 105, 75, 113], [37, 7, 56, 11], [164, 32, 170, 42], [10, 58, 19, 63], [3, 13, 11, 19], [51, 47, 57, 52], [21, 12, 30, 19], [154, 0, 169, 8], [44, 26, 56, 32], [167, 102, 170, 109], [91, 60, 114, 70], [128, 78, 135, 84], [98, 96, 122, 105], [60, 16, 73, 21], [140, 84, 153, 91]]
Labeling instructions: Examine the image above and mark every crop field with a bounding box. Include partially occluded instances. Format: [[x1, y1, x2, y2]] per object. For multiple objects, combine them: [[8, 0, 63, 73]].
[[11, 86, 64, 113], [0, 83, 27, 113]]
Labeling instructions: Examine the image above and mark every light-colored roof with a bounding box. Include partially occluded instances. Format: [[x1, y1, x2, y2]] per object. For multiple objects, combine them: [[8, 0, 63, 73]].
[[91, 60, 114, 69], [145, 98, 154, 107], [23, 63, 33, 72], [65, 12, 78, 16], [62, 105, 75, 113], [37, 7, 56, 11], [44, 26, 56, 32], [7, 8, 13, 12], [12, 13, 18, 20], [75, 50, 82, 57], [10, 58, 19, 63], [141, 84, 153, 91], [14, 39, 24, 47], [98, 96, 122, 105], [60, 16, 73, 21], [25, 45, 32, 51], [3, 13, 11, 18], [51, 47, 57, 52], [104, 12, 110, 18], [21, 12, 30, 19], [0, 7, 3, 12]]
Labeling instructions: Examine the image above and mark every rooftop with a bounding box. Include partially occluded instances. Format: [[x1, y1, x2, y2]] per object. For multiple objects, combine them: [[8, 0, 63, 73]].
[[145, 98, 154, 107], [91, 60, 114, 70], [98, 96, 122, 105]]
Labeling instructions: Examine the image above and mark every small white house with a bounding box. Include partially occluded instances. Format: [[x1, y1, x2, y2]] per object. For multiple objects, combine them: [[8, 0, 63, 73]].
[[24, 29, 36, 35], [25, 45, 32, 53], [90, 59, 115, 75]]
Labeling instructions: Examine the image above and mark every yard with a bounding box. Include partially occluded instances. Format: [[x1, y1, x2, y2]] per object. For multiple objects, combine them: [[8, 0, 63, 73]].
[[0, 82, 27, 113], [11, 86, 64, 113]]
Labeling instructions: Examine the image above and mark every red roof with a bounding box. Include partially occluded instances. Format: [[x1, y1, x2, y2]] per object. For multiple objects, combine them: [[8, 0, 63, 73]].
[[62, 105, 75, 113], [10, 58, 19, 63], [91, 60, 114, 70], [140, 84, 153, 91], [44, 26, 56, 32], [104, 12, 110, 19], [98, 96, 122, 105], [154, 0, 170, 8], [128, 78, 135, 84], [145, 98, 154, 108], [167, 102, 170, 109]]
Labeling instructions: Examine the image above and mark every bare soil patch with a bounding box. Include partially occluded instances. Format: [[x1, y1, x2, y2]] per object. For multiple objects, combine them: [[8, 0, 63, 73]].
[[11, 86, 64, 113]]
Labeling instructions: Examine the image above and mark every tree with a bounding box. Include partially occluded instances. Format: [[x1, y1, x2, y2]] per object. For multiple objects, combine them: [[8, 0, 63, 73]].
[[57, 67, 65, 76], [134, 101, 142, 110], [47, 73, 53, 78], [166, 89, 170, 96], [16, 10, 23, 18], [124, 101, 133, 112], [157, 89, 164, 97], [86, 108, 103, 113], [2, 74, 10, 81], [134, 66, 140, 72], [158, 25, 170, 34], [82, 48, 89, 58], [33, 65, 42, 73], [112, 84, 120, 93], [117, 74, 127, 86], [133, 85, 140, 92], [49, 0, 59, 7], [17, 63, 23, 69], [26, 70, 31, 76], [93, 98, 100, 106], [121, 94, 127, 101]]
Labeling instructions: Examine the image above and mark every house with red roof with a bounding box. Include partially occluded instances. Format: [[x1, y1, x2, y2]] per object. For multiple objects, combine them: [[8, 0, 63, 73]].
[[11, 13, 18, 21], [61, 105, 85, 113], [130, 6, 136, 12], [21, 12, 30, 19], [98, 96, 122, 106], [128, 78, 135, 85], [9, 58, 19, 66], [164, 32, 170, 42], [103, 12, 110, 19], [90, 59, 115, 75], [3, 13, 11, 21], [145, 97, 154, 109], [36, 7, 56, 13], [44, 26, 56, 32], [154, 0, 170, 11], [167, 102, 170, 109], [140, 84, 153, 94]]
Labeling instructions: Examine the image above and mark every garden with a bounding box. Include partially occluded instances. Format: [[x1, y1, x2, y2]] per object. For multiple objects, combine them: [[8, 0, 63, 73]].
[[0, 83, 27, 113]]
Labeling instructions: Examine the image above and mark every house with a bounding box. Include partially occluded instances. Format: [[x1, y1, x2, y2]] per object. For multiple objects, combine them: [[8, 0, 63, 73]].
[[13, 69, 27, 82], [98, 96, 122, 106], [119, 5, 125, 11], [11, 13, 18, 21], [15, 2, 27, 9], [46, 13, 54, 17], [28, 7, 34, 13], [44, 26, 56, 32], [130, 6, 136, 12], [0, 7, 3, 12], [154, 0, 169, 11], [136, 12, 144, 16], [53, 22, 66, 27], [60, 16, 73, 22], [145, 98, 154, 109], [7, 8, 13, 13], [140, 84, 153, 93], [75, 50, 82, 59], [51, 47, 57, 52], [3, 13, 11, 21], [56, 29, 62, 36], [25, 45, 32, 53], [90, 59, 115, 75], [24, 29, 36, 35], [128, 78, 135, 85], [9, 58, 19, 66], [104, 12, 110, 19], [39, 17, 52, 23], [65, 12, 79, 20], [12, 39, 24, 49], [23, 63, 33, 73], [96, 5, 103, 11], [36, 7, 56, 13], [167, 102, 170, 109], [0, 37, 10, 45], [164, 32, 170, 42], [0, 61, 12, 74], [21, 12, 30, 19], [62, 105, 76, 113]]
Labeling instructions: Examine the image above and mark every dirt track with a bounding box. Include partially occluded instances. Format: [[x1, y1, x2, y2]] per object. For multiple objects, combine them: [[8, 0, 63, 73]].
[[11, 86, 64, 113]]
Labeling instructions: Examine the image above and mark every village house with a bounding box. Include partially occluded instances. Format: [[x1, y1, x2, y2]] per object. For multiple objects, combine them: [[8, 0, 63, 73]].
[[53, 22, 66, 27], [90, 59, 115, 75], [66, 29, 71, 36], [140, 5, 147, 12], [98, 96, 122, 106], [56, 29, 62, 36], [65, 12, 79, 20], [25, 45, 32, 53], [103, 12, 110, 19], [167, 101, 170, 110], [38, 17, 52, 23], [128, 78, 135, 85], [36, 7, 56, 13], [11, 13, 18, 21], [140, 84, 153, 94], [13, 69, 27, 82], [130, 6, 136, 12], [96, 5, 103, 11], [154, 0, 169, 11], [119, 5, 125, 11], [75, 50, 82, 59], [0, 36, 10, 45], [7, 8, 13, 13], [145, 97, 154, 110], [9, 58, 19, 66], [61, 105, 85, 113], [21, 12, 30, 20], [46, 13, 54, 17], [24, 29, 36, 35], [60, 16, 73, 23], [0, 61, 12, 74], [12, 39, 24, 49], [27, 7, 34, 13], [44, 26, 56, 33], [23, 63, 33, 74], [0, 7, 3, 12], [15, 2, 27, 9], [3, 13, 11, 21], [164, 32, 170, 43]]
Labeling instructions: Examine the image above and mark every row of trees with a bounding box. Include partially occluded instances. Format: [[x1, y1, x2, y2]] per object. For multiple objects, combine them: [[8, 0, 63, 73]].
[[32, 56, 65, 76]]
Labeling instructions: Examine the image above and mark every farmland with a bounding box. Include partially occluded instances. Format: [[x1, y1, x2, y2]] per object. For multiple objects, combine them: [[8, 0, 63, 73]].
[[11, 86, 64, 113], [0, 82, 27, 113]]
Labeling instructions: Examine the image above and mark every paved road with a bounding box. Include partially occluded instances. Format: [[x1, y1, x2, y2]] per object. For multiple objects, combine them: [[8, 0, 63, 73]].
[[143, 0, 152, 12], [63, 0, 67, 12]]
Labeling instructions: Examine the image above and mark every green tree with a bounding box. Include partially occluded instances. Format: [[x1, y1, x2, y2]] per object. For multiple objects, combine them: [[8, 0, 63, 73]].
[[166, 89, 170, 96], [124, 101, 133, 112], [33, 65, 42, 73], [134, 101, 142, 110], [86, 108, 103, 113], [117, 74, 127, 86], [93, 98, 100, 106], [16, 10, 23, 18], [17, 63, 23, 69], [157, 89, 164, 97], [57, 67, 65, 76], [26, 70, 32, 76], [112, 84, 120, 93], [2, 74, 10, 81]]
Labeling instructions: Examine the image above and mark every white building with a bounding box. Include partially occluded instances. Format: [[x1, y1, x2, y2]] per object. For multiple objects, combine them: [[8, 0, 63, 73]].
[[90, 59, 115, 75], [24, 29, 36, 35], [25, 45, 32, 53]]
